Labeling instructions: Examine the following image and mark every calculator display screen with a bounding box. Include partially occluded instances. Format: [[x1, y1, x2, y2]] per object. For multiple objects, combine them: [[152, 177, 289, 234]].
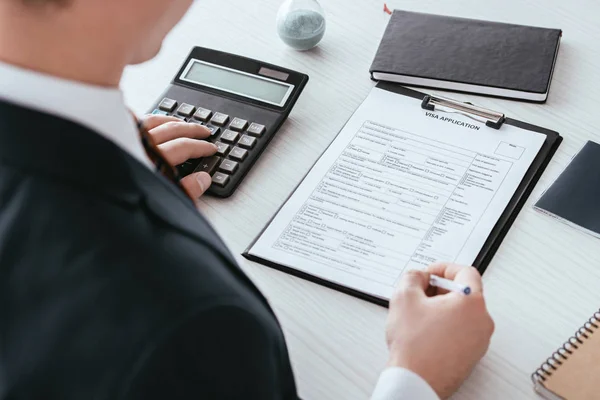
[[180, 60, 294, 107]]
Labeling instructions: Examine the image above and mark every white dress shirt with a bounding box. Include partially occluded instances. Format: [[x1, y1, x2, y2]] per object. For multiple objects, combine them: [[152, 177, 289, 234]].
[[371, 368, 439, 400], [0, 61, 439, 400]]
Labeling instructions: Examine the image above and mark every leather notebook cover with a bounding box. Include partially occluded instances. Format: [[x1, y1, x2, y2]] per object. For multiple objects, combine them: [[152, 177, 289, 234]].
[[370, 10, 562, 102], [532, 309, 600, 400], [535, 141, 600, 237]]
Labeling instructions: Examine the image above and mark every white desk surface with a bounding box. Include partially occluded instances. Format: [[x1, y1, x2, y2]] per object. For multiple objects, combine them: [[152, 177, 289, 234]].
[[122, 1, 600, 398]]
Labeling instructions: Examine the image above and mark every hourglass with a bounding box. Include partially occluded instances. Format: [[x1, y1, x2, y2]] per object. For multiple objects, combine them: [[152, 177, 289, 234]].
[[276, 0, 326, 51]]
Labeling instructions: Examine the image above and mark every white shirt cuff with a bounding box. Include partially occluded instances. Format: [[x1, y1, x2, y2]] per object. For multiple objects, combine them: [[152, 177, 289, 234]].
[[371, 367, 440, 400]]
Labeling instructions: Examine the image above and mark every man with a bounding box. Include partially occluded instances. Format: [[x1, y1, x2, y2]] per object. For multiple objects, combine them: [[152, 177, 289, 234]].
[[0, 0, 494, 399]]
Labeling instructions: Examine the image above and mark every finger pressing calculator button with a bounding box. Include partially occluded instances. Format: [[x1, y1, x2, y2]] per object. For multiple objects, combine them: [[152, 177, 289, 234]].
[[190, 121, 218, 137], [238, 134, 257, 149], [205, 125, 221, 139], [212, 172, 230, 187], [229, 118, 248, 131], [177, 103, 196, 118], [220, 129, 240, 143], [247, 123, 266, 137], [211, 112, 230, 126], [172, 115, 186, 121], [229, 146, 248, 161], [219, 159, 239, 175], [215, 141, 230, 157], [194, 156, 221, 175], [193, 107, 212, 122], [158, 98, 178, 112]]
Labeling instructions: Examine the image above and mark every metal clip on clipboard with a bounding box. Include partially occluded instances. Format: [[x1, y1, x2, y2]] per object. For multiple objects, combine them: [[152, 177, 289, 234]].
[[421, 94, 506, 129]]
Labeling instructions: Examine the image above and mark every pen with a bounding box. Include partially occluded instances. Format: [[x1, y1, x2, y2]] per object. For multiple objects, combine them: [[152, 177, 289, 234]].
[[429, 275, 471, 295]]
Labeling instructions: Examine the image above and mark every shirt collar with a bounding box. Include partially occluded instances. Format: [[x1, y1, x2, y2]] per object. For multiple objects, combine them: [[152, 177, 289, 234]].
[[0, 61, 153, 169]]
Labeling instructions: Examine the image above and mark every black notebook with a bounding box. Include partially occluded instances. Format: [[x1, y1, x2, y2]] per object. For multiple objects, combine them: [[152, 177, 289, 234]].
[[370, 10, 562, 103], [535, 141, 600, 238]]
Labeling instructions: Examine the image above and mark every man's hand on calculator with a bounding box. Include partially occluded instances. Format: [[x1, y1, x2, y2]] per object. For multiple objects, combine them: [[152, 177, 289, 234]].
[[143, 114, 218, 199]]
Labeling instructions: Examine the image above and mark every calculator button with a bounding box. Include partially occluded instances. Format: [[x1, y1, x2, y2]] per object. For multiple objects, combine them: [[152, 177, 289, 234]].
[[211, 112, 230, 126], [229, 118, 248, 132], [172, 115, 186, 121], [194, 156, 221, 175], [247, 123, 266, 137], [188, 120, 216, 137], [158, 98, 177, 112], [152, 109, 169, 116], [205, 126, 221, 139], [177, 160, 196, 177], [238, 135, 257, 149], [215, 141, 230, 157], [219, 159, 239, 174], [193, 107, 213, 122], [212, 172, 230, 187], [177, 103, 196, 118], [229, 147, 248, 162], [220, 129, 240, 143]]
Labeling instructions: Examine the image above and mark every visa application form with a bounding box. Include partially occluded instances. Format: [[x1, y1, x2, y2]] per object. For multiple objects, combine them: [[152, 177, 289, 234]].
[[246, 88, 546, 300]]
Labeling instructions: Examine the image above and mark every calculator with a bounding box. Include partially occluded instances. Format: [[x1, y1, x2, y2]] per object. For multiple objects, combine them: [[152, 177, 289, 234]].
[[148, 47, 309, 197]]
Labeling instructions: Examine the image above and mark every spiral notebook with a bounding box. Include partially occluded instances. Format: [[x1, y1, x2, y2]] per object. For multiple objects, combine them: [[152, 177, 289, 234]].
[[532, 309, 600, 399]]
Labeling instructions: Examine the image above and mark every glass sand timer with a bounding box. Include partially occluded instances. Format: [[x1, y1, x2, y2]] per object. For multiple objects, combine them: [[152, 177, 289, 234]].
[[276, 0, 326, 51]]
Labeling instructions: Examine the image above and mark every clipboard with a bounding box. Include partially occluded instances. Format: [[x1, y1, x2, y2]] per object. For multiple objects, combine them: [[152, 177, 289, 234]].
[[243, 82, 563, 307]]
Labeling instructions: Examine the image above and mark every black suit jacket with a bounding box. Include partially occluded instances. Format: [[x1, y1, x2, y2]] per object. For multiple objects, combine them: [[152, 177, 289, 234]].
[[0, 100, 298, 399]]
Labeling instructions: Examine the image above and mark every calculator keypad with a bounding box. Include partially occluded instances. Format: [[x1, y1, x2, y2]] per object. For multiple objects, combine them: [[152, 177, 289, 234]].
[[211, 112, 229, 126], [193, 107, 212, 122], [205, 126, 221, 139], [152, 109, 169, 116], [229, 118, 248, 131], [220, 129, 240, 143], [229, 147, 248, 161], [247, 123, 266, 137], [218, 159, 239, 175], [156, 97, 268, 192], [238, 135, 257, 149], [177, 103, 196, 118], [212, 172, 230, 187], [215, 141, 230, 157], [177, 160, 197, 177], [159, 98, 178, 112], [195, 155, 221, 175]]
